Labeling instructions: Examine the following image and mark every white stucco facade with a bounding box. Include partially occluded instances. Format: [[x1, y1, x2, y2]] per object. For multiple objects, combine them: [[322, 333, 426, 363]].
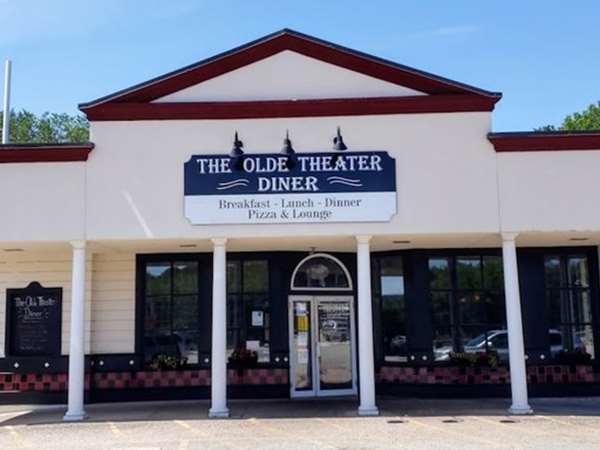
[[1, 30, 599, 417]]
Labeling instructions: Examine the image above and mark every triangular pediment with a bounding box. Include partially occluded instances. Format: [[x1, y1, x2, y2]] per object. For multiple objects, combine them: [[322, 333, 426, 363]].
[[152, 50, 425, 102], [80, 29, 501, 120]]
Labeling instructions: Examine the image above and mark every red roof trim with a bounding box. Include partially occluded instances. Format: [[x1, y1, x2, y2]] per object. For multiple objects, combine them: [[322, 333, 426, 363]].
[[489, 132, 600, 152], [80, 29, 501, 110], [0, 144, 94, 163], [84, 94, 497, 121]]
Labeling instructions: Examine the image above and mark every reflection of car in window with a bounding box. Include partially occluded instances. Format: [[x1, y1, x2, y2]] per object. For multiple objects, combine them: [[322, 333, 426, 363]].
[[388, 335, 407, 355], [434, 329, 586, 362]]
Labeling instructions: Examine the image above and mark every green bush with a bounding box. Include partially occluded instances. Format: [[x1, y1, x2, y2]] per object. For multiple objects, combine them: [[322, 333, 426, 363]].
[[449, 352, 499, 369]]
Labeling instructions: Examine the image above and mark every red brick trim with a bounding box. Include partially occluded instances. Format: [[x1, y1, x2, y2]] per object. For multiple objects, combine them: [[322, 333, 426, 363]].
[[0, 144, 94, 163], [83, 94, 497, 121], [376, 365, 599, 384], [489, 132, 600, 152], [80, 29, 501, 110]]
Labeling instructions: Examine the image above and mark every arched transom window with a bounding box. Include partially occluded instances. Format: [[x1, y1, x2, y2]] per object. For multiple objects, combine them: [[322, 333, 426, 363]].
[[291, 253, 352, 290]]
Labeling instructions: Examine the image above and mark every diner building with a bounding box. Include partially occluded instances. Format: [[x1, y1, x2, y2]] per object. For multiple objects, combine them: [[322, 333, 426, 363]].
[[1, 29, 600, 420]]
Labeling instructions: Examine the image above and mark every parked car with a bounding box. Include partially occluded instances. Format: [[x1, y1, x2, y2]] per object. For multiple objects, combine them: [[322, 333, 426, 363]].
[[434, 329, 585, 362]]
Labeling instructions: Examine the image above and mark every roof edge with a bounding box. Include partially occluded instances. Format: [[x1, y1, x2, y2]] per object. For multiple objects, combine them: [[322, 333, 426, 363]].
[[0, 143, 94, 163], [488, 131, 600, 152], [80, 28, 501, 110]]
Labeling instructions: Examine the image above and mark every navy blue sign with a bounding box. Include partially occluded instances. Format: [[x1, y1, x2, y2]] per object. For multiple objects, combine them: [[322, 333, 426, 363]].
[[184, 151, 395, 195]]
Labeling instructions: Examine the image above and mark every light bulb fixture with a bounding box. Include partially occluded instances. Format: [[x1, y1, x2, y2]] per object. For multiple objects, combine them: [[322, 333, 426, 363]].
[[281, 130, 297, 169], [229, 131, 245, 171]]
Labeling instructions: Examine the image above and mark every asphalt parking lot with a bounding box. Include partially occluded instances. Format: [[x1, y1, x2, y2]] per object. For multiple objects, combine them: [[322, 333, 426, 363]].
[[1, 397, 600, 449]]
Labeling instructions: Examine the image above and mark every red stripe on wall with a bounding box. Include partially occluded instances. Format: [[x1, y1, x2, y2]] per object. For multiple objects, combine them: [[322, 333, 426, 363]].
[[84, 94, 497, 121]]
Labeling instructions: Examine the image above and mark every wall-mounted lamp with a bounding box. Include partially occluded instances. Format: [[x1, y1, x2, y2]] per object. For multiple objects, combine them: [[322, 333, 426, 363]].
[[281, 130, 297, 169], [333, 126, 348, 151], [229, 131, 245, 171], [331, 127, 348, 165]]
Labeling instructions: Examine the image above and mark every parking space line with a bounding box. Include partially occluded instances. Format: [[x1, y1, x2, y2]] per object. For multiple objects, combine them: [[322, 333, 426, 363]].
[[315, 417, 402, 448], [248, 417, 337, 450], [108, 421, 123, 436], [469, 416, 546, 437], [173, 419, 208, 437], [408, 418, 507, 448], [5, 425, 33, 448], [537, 415, 600, 433]]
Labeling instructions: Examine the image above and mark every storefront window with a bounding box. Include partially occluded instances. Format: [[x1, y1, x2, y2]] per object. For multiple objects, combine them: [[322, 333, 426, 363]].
[[143, 261, 200, 365], [545, 255, 595, 361], [372, 255, 406, 362], [430, 255, 506, 363], [227, 259, 271, 363]]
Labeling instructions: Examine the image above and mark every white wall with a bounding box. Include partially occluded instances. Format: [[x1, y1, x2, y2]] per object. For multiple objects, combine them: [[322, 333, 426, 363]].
[[0, 252, 91, 358], [0, 162, 85, 242], [86, 112, 500, 241], [90, 252, 135, 354], [498, 151, 600, 232], [154, 50, 425, 102], [0, 251, 135, 357]]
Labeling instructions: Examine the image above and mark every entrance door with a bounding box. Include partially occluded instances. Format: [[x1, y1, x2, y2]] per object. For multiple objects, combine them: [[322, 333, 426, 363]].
[[289, 295, 357, 397]]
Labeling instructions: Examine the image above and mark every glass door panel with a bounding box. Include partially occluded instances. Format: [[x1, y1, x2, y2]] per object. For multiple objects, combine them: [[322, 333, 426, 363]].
[[317, 300, 353, 391], [291, 300, 313, 393]]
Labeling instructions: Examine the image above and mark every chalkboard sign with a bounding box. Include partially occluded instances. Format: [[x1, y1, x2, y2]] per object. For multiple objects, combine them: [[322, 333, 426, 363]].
[[6, 282, 62, 356]]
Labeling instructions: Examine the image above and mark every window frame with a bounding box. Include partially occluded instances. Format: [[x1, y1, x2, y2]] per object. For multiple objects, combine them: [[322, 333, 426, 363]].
[[290, 253, 353, 291], [136, 253, 209, 368], [371, 253, 407, 364], [544, 253, 596, 359], [226, 257, 272, 364], [427, 250, 506, 358]]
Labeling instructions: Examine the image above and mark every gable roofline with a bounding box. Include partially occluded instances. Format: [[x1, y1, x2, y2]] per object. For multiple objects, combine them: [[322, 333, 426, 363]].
[[79, 28, 501, 111]]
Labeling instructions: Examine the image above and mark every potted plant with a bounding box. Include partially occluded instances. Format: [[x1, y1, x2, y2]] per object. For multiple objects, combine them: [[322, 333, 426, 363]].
[[449, 351, 499, 369], [149, 354, 188, 371]]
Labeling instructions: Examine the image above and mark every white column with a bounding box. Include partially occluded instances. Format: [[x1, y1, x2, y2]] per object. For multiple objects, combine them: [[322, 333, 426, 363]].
[[64, 241, 87, 421], [501, 233, 532, 415], [209, 238, 229, 418], [356, 235, 379, 416]]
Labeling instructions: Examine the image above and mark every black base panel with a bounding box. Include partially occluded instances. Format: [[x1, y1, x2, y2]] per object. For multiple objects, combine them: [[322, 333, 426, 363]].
[[3, 383, 600, 405], [0, 391, 67, 405], [90, 385, 290, 403], [376, 383, 600, 398]]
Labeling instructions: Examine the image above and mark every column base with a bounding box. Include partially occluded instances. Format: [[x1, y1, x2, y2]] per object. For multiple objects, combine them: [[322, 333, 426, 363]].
[[63, 411, 88, 422], [358, 406, 379, 416], [208, 408, 230, 418], [509, 405, 533, 415]]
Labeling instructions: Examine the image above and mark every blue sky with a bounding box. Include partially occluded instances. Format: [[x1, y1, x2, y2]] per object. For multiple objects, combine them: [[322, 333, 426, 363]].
[[0, 0, 599, 131]]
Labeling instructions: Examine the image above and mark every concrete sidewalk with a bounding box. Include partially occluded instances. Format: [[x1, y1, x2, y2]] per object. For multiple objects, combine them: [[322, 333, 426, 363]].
[[1, 397, 600, 449]]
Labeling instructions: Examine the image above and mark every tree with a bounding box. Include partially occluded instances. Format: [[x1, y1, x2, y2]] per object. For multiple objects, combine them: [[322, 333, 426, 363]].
[[536, 101, 600, 131], [0, 109, 89, 143]]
